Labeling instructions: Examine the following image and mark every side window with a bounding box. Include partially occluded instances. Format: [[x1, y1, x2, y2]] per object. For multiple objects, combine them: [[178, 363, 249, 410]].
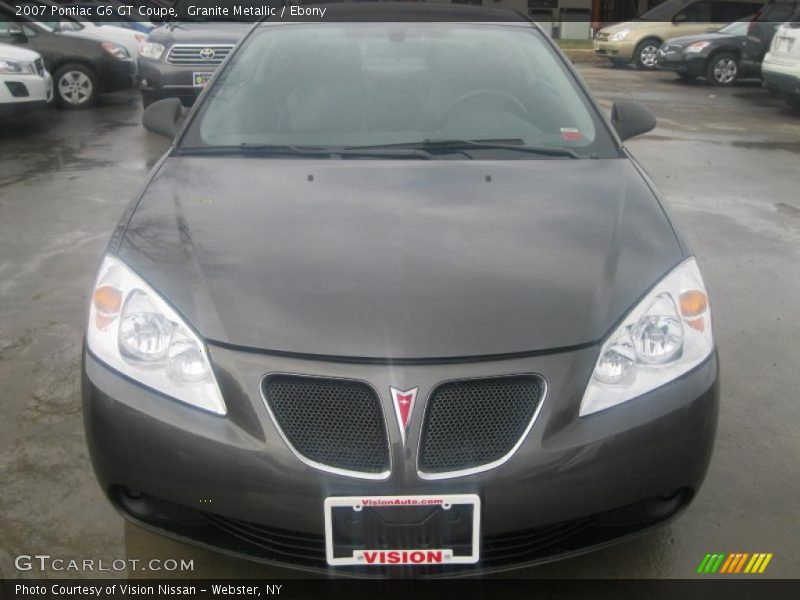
[[761, 1, 797, 23], [676, 1, 713, 21], [714, 2, 764, 21]]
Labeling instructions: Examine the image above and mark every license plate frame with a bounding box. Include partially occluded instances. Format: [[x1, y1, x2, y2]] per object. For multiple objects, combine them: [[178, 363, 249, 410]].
[[324, 494, 481, 567], [192, 72, 213, 88]]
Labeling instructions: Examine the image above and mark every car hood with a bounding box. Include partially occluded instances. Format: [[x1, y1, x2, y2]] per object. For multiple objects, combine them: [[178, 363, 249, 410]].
[[601, 21, 659, 35], [0, 42, 40, 61], [118, 158, 683, 359], [147, 23, 251, 45], [666, 32, 739, 46]]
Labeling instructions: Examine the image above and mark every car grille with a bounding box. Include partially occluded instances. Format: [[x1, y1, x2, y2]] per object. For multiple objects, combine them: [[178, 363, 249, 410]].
[[418, 375, 545, 476], [34, 58, 44, 77], [166, 44, 234, 66], [262, 375, 390, 476]]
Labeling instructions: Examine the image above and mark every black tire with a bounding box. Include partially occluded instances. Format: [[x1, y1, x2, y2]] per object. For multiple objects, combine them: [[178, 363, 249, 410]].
[[706, 53, 739, 86], [634, 38, 661, 69], [53, 63, 99, 109], [781, 91, 800, 110], [677, 72, 697, 81]]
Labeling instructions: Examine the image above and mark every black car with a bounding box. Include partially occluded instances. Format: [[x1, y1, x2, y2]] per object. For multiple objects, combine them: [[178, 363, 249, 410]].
[[83, 4, 719, 576], [138, 22, 249, 107], [657, 18, 752, 85], [0, 1, 134, 107], [741, 0, 800, 75]]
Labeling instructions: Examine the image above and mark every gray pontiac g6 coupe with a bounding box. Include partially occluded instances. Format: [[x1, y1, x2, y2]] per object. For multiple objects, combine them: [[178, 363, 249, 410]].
[[82, 5, 719, 576]]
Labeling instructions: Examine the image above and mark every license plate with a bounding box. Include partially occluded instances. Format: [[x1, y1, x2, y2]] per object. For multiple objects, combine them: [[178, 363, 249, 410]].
[[324, 494, 480, 566], [192, 72, 213, 87]]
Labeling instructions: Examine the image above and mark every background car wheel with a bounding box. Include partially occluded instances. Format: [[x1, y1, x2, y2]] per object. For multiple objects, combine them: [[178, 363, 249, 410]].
[[54, 64, 98, 109], [635, 39, 661, 69], [707, 53, 739, 86], [781, 91, 800, 110]]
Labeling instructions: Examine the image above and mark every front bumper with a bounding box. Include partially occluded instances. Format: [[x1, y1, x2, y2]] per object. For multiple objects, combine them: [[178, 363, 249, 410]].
[[656, 51, 707, 77], [83, 345, 719, 575], [98, 59, 135, 93], [137, 57, 216, 105], [0, 71, 52, 115], [593, 39, 636, 61]]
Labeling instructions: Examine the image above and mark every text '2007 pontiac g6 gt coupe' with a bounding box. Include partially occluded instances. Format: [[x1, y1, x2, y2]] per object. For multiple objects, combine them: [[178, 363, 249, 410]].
[[82, 4, 719, 576]]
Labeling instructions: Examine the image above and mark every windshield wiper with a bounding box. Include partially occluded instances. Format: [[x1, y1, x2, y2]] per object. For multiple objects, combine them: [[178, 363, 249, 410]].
[[347, 139, 580, 159], [178, 144, 434, 159]]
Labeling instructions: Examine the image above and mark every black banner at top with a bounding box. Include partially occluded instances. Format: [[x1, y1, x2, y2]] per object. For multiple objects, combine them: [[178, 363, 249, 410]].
[[0, 0, 778, 23]]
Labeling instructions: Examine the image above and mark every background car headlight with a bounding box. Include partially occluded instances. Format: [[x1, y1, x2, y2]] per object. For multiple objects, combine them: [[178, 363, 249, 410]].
[[0, 58, 34, 75], [685, 42, 711, 53], [101, 42, 130, 60], [87, 255, 226, 415], [139, 42, 165, 60], [580, 257, 713, 416], [610, 29, 631, 41]]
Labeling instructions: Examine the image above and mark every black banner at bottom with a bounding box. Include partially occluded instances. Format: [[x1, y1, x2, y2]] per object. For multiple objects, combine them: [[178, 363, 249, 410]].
[[2, 579, 800, 600]]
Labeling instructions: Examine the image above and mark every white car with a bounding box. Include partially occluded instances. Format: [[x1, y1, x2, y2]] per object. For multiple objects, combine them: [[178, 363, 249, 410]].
[[0, 43, 52, 116], [762, 21, 800, 109]]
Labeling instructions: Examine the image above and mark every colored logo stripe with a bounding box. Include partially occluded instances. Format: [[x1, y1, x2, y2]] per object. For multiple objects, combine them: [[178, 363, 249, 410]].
[[697, 553, 773, 574]]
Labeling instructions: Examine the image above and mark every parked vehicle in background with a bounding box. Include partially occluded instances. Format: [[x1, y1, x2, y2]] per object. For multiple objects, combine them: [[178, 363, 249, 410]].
[[138, 22, 248, 107], [0, 42, 52, 115], [657, 18, 753, 84], [594, 0, 765, 69], [0, 1, 135, 108], [20, 0, 145, 60], [741, 0, 800, 75], [762, 21, 800, 108]]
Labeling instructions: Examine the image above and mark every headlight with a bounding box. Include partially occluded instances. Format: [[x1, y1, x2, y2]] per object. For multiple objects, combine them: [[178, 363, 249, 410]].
[[87, 255, 226, 415], [101, 42, 130, 60], [0, 58, 34, 75], [139, 42, 165, 60], [580, 258, 713, 416], [610, 29, 631, 41], [685, 41, 711, 53]]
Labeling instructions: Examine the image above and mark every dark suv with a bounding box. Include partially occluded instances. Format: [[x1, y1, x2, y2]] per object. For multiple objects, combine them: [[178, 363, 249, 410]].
[[741, 0, 800, 74], [137, 22, 249, 107]]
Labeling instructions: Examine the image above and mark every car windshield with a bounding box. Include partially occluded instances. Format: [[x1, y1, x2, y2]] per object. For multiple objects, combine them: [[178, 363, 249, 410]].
[[718, 19, 750, 35], [639, 0, 685, 20], [181, 23, 618, 159]]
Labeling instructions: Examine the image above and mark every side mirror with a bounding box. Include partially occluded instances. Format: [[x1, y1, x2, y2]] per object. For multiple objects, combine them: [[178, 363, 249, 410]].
[[142, 98, 186, 139], [611, 101, 656, 141], [673, 13, 687, 23], [8, 23, 27, 39]]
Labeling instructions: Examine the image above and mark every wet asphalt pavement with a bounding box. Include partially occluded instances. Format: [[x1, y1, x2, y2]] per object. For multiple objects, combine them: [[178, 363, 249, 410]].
[[1, 65, 798, 579]]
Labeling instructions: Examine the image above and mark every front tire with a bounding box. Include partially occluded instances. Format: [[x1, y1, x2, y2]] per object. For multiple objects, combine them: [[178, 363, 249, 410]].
[[54, 64, 98, 109], [707, 53, 739, 86], [635, 38, 661, 69]]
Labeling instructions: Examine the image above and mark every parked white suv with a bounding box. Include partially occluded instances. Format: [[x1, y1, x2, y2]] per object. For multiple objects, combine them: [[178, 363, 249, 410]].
[[762, 21, 800, 109], [0, 42, 52, 116]]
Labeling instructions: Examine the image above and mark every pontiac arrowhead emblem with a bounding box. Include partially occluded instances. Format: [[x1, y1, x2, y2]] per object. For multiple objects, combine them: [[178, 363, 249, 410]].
[[390, 387, 418, 445]]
